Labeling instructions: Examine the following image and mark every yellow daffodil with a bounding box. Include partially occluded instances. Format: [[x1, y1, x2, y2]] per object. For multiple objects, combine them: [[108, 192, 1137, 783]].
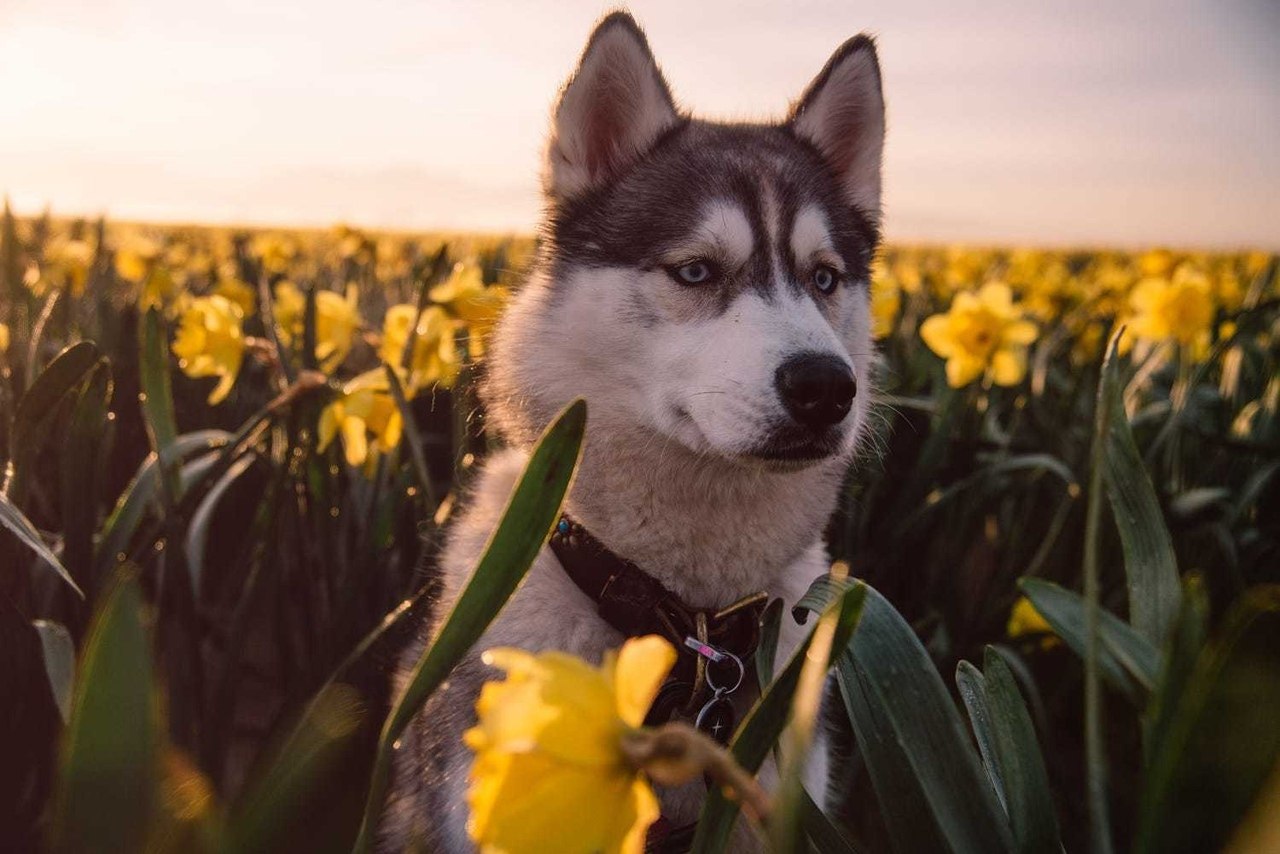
[[214, 276, 257, 316], [920, 282, 1038, 388], [870, 271, 901, 340], [317, 369, 404, 469], [251, 233, 298, 275], [114, 237, 161, 282], [332, 224, 369, 261], [1007, 596, 1059, 650], [1138, 248, 1175, 278], [430, 263, 508, 357], [465, 636, 676, 854], [115, 237, 178, 308], [42, 238, 95, 297], [273, 282, 362, 372], [1127, 264, 1214, 356], [172, 295, 245, 404], [379, 304, 459, 392]]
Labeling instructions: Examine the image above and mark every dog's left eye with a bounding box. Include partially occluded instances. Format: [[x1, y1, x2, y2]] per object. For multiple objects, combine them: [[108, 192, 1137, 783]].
[[671, 260, 717, 286], [812, 265, 841, 294]]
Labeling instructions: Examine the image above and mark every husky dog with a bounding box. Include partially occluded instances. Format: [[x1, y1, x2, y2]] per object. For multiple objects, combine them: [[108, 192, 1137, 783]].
[[382, 10, 884, 851]]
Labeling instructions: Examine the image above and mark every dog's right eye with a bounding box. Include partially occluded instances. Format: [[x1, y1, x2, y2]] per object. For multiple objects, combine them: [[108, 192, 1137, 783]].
[[670, 260, 717, 286]]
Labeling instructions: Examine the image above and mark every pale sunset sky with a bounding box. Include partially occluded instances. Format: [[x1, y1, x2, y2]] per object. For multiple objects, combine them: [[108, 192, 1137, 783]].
[[2, 0, 1277, 247]]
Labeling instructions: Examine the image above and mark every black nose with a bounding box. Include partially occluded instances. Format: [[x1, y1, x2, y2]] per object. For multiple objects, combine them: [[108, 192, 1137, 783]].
[[775, 353, 856, 429]]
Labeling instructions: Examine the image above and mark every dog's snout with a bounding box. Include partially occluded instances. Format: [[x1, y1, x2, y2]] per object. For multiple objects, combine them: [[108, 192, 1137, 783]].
[[775, 353, 856, 429]]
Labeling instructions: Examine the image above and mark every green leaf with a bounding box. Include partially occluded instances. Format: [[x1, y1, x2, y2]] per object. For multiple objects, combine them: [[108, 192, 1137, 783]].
[[691, 578, 867, 854], [956, 662, 1006, 808], [351, 398, 587, 854], [184, 452, 258, 595], [33, 619, 75, 723], [838, 586, 1014, 854], [1142, 576, 1208, 769], [139, 308, 181, 504], [837, 663, 949, 852], [755, 598, 784, 690], [773, 584, 865, 853], [223, 683, 366, 853], [801, 790, 864, 854], [93, 430, 233, 580], [959, 649, 1062, 853], [897, 453, 1078, 535], [1019, 578, 1161, 701], [383, 363, 434, 507], [1136, 586, 1280, 854], [0, 490, 82, 597], [7, 340, 99, 501], [60, 359, 113, 591], [226, 587, 433, 853], [53, 572, 157, 854], [1101, 339, 1180, 646]]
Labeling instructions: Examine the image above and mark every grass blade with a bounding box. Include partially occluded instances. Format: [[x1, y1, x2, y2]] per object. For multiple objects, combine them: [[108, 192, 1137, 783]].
[[351, 398, 587, 853], [53, 571, 157, 853]]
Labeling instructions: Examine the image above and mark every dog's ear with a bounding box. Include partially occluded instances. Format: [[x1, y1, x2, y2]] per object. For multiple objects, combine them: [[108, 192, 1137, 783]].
[[545, 12, 679, 201], [789, 35, 886, 222]]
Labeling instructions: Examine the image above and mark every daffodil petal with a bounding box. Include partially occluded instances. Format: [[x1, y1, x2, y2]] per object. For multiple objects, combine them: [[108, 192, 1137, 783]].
[[612, 636, 677, 728], [920, 314, 956, 357], [946, 355, 985, 388], [991, 348, 1027, 386]]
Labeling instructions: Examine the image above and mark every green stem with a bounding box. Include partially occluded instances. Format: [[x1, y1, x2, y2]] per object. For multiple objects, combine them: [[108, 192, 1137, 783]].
[[1083, 336, 1116, 854]]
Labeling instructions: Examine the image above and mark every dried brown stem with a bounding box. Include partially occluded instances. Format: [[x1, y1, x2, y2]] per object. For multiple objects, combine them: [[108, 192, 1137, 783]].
[[621, 722, 773, 826]]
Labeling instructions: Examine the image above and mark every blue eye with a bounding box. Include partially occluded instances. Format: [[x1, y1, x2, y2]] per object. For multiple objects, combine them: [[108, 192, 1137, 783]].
[[813, 265, 840, 294], [673, 260, 715, 285]]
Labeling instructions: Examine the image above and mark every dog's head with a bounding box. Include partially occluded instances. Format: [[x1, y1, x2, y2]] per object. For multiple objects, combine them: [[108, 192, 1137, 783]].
[[488, 12, 884, 469]]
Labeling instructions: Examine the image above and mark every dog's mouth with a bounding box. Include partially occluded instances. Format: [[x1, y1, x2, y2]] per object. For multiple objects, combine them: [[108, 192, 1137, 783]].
[[741, 430, 843, 465], [670, 406, 845, 467]]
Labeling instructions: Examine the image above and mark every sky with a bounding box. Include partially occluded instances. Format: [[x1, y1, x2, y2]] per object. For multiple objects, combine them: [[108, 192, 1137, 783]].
[[1, 0, 1277, 247]]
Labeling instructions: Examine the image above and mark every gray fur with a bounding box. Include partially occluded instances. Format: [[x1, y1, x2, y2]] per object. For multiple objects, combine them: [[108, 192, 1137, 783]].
[[381, 11, 884, 852]]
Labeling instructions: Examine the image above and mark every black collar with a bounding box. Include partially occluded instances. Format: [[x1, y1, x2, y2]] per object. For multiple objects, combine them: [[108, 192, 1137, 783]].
[[548, 514, 769, 685]]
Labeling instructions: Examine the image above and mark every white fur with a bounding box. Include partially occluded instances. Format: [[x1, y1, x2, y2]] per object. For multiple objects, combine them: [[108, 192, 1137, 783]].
[[792, 204, 842, 271], [665, 200, 755, 270]]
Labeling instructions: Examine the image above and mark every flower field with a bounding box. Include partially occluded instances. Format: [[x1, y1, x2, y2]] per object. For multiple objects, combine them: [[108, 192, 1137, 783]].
[[2, 200, 1278, 853]]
